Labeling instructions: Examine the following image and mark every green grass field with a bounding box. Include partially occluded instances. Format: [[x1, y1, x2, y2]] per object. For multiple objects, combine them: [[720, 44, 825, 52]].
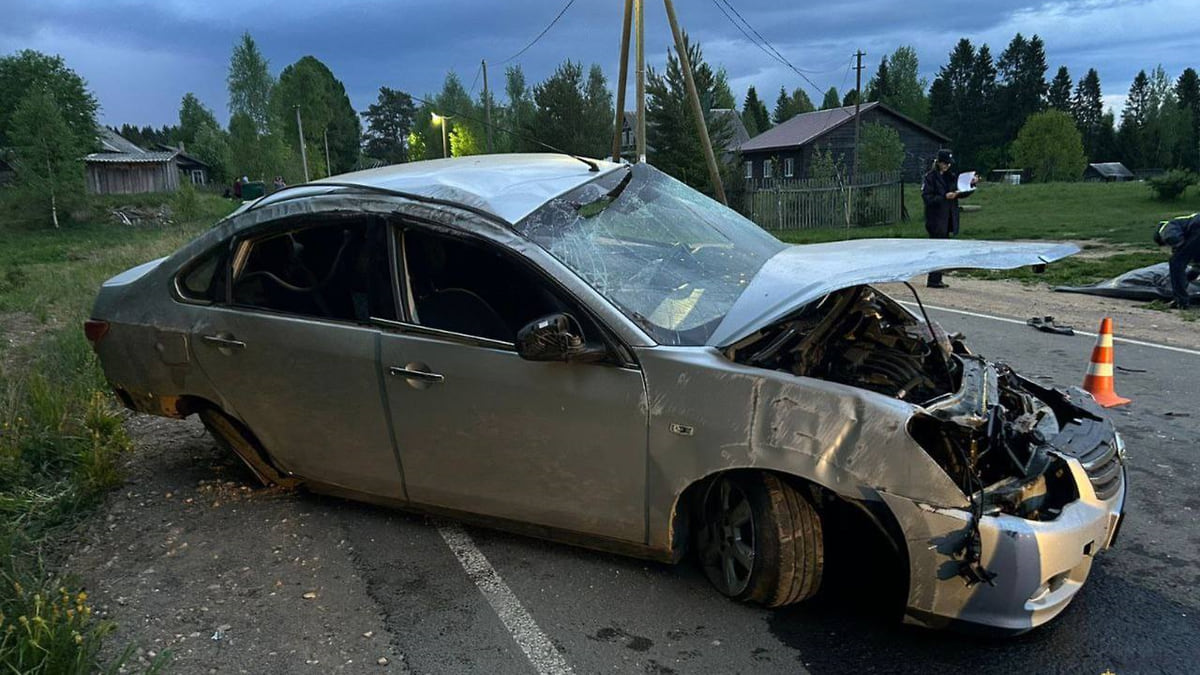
[[0, 188, 232, 673], [773, 180, 1200, 286]]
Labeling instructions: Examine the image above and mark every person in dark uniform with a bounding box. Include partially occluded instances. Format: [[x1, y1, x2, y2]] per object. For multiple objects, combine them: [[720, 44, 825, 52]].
[[922, 149, 976, 288], [1154, 212, 1200, 309]]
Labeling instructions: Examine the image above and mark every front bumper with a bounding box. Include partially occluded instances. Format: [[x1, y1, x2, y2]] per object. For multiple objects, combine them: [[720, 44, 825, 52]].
[[880, 455, 1126, 633]]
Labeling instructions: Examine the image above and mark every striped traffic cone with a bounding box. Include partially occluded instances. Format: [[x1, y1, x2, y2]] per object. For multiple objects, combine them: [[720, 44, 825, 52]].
[[1082, 317, 1130, 408]]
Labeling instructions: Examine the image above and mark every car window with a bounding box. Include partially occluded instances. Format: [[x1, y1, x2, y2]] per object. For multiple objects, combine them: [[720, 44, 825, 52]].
[[230, 218, 396, 322], [177, 246, 225, 302], [402, 229, 598, 345]]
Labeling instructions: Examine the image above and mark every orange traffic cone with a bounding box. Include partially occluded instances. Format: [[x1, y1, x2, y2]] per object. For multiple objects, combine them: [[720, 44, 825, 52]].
[[1082, 317, 1130, 408]]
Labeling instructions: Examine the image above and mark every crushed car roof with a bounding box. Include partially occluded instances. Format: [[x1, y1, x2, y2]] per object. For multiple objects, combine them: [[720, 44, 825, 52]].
[[249, 153, 624, 224]]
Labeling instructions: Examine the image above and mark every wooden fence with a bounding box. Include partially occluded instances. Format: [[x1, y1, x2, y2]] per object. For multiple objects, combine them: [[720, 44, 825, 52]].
[[739, 171, 903, 231]]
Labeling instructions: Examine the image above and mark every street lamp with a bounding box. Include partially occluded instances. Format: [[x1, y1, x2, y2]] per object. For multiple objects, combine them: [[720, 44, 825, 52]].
[[431, 112, 454, 159]]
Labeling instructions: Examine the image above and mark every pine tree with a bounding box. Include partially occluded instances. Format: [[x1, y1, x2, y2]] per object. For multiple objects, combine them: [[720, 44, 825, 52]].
[[820, 87, 841, 110], [1072, 68, 1105, 160], [997, 33, 1048, 142], [1175, 67, 1200, 169], [1119, 70, 1151, 169], [886, 46, 930, 122], [1048, 66, 1073, 111], [362, 87, 416, 164], [712, 68, 736, 109], [867, 56, 891, 103], [741, 86, 769, 136]]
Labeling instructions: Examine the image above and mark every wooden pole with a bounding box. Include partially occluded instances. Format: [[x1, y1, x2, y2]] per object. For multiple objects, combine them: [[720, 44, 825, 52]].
[[635, 0, 646, 163], [611, 0, 634, 162], [483, 59, 493, 153], [663, 0, 727, 204], [323, 128, 331, 177], [295, 105, 309, 183]]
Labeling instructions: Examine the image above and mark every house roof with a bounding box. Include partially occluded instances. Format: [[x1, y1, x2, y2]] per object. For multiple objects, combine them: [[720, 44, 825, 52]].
[[155, 144, 210, 169], [84, 151, 178, 164], [98, 127, 147, 154], [1087, 162, 1133, 178], [251, 153, 624, 224], [710, 108, 750, 152], [738, 101, 950, 153]]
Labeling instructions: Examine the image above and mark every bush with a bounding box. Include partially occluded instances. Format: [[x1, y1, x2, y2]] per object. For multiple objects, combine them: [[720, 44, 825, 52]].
[[1146, 169, 1196, 200], [1011, 110, 1087, 182]]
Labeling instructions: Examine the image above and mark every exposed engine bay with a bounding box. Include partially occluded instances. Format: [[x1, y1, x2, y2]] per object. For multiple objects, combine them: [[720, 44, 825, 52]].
[[727, 285, 1124, 585]]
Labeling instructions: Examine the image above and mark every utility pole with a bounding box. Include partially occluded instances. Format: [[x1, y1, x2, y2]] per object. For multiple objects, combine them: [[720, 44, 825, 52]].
[[294, 105, 309, 183], [847, 50, 865, 230], [323, 128, 331, 177], [482, 59, 493, 153], [611, 0, 633, 162], [663, 0, 726, 204], [634, 0, 646, 163]]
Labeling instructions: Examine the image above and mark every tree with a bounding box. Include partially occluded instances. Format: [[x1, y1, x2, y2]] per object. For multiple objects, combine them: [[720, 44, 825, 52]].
[[820, 87, 841, 110], [177, 93, 230, 182], [772, 87, 813, 125], [0, 50, 98, 152], [842, 89, 860, 107], [1072, 68, 1106, 160], [867, 56, 891, 103], [1011, 110, 1086, 181], [930, 39, 1000, 169], [450, 123, 483, 157], [179, 93, 220, 146], [1048, 66, 1073, 111], [997, 33, 1048, 141], [526, 60, 611, 158], [741, 86, 770, 136], [7, 89, 84, 227], [499, 65, 535, 153], [226, 32, 275, 133], [1119, 70, 1152, 169], [712, 68, 736, 109], [361, 87, 416, 164], [1143, 65, 1191, 170], [271, 56, 361, 177], [583, 64, 614, 157], [884, 46, 929, 122], [645, 32, 732, 193], [1176, 67, 1200, 170], [858, 123, 904, 173]]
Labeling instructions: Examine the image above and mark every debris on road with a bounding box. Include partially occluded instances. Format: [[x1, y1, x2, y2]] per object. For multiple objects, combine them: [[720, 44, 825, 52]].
[[1026, 315, 1075, 335]]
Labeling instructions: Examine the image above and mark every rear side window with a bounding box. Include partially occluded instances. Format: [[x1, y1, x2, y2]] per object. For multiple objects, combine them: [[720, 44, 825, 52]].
[[177, 247, 225, 302], [230, 218, 396, 322]]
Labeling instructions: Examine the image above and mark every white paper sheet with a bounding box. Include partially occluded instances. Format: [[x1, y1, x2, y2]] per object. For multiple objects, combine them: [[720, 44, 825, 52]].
[[957, 171, 976, 193]]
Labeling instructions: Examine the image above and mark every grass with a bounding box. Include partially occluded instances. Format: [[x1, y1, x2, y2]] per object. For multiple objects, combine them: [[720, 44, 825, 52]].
[[0, 186, 233, 673], [771, 180, 1199, 286]]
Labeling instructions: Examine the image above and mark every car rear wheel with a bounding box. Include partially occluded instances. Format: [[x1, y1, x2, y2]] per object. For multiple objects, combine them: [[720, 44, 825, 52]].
[[199, 408, 299, 488], [696, 472, 823, 607]]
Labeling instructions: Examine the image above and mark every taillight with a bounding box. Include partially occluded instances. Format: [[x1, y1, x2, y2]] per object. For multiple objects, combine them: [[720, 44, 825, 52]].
[[83, 319, 110, 347]]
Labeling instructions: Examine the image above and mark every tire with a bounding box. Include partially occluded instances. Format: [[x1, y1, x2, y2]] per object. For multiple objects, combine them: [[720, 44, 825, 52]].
[[695, 472, 823, 607], [199, 408, 299, 488]]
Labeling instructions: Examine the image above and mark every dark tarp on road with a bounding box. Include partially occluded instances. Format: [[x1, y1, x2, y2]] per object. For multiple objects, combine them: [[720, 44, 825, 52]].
[[1055, 262, 1200, 300]]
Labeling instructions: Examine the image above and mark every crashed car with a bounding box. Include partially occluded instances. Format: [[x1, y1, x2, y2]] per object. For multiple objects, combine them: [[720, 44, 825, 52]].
[[87, 154, 1125, 633]]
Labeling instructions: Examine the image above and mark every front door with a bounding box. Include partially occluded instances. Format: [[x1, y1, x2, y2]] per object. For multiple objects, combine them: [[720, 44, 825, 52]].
[[190, 215, 404, 498], [380, 227, 648, 542]]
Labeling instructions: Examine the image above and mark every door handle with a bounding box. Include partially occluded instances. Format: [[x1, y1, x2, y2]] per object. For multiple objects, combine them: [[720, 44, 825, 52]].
[[201, 334, 246, 350], [389, 365, 444, 383]]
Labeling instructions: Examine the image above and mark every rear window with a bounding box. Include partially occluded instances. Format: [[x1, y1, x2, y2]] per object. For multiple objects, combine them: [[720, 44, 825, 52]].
[[176, 247, 225, 302]]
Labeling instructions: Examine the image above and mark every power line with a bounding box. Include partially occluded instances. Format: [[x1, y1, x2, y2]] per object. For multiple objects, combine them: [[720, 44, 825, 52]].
[[499, 0, 578, 65], [712, 0, 833, 97]]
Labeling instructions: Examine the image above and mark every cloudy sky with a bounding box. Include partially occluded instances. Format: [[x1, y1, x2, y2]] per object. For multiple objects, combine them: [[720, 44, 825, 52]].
[[2, 0, 1198, 128]]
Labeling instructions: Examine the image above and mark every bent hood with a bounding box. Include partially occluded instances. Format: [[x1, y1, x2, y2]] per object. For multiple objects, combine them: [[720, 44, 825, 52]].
[[707, 238, 1079, 347]]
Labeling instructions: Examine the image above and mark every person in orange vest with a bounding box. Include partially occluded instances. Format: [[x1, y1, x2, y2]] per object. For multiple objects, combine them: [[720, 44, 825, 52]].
[[1154, 213, 1200, 309]]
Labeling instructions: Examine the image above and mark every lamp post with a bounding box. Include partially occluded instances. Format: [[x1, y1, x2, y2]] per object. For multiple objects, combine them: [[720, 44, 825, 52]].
[[431, 112, 453, 158]]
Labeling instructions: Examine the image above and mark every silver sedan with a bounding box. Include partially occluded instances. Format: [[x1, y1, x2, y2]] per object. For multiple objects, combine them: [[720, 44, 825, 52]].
[[88, 154, 1126, 633]]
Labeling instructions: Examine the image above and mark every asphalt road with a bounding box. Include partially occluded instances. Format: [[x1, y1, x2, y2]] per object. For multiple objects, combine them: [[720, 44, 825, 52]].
[[74, 306, 1200, 674]]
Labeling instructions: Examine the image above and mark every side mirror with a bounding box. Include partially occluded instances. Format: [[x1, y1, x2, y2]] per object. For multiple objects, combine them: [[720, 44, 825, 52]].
[[516, 313, 606, 363]]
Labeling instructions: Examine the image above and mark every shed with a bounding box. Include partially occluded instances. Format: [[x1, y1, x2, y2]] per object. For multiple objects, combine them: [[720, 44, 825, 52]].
[[737, 101, 950, 181], [157, 144, 211, 186], [84, 151, 180, 195], [1084, 162, 1134, 182]]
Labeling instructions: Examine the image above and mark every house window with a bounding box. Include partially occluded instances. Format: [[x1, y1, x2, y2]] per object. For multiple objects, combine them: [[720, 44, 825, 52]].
[[190, 169, 205, 185], [743, 161, 753, 179], [783, 158, 795, 178], [762, 159, 773, 179]]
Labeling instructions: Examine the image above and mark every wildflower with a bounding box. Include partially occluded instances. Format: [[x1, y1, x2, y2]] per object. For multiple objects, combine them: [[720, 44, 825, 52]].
[[76, 591, 87, 603], [74, 632, 83, 645]]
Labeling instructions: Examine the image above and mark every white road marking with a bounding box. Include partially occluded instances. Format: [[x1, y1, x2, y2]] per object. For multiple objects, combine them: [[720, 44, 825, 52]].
[[438, 523, 574, 675], [897, 301, 1200, 357]]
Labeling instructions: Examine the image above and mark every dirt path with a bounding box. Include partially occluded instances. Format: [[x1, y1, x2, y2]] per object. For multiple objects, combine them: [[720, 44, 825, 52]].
[[65, 415, 410, 673], [877, 276, 1199, 351]]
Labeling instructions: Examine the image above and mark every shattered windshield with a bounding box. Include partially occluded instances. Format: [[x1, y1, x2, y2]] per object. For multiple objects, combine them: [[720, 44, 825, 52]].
[[516, 163, 784, 345]]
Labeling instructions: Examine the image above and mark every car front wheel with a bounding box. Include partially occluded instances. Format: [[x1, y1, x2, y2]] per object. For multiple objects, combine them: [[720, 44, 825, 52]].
[[696, 472, 824, 607]]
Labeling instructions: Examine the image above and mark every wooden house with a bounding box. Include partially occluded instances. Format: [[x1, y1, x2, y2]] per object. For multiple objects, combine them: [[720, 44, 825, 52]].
[[737, 102, 950, 182]]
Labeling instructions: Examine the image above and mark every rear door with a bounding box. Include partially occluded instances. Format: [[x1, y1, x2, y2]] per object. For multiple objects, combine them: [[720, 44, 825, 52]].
[[189, 215, 405, 498]]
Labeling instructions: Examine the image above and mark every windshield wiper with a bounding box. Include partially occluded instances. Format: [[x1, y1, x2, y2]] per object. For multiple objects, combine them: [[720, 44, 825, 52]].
[[576, 169, 634, 218]]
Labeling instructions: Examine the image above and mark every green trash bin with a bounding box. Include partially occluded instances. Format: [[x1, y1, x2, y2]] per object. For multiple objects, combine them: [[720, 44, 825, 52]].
[[241, 181, 266, 199]]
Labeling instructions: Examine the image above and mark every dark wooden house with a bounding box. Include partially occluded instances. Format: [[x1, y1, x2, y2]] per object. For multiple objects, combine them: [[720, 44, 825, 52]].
[[156, 144, 211, 186], [84, 128, 180, 195], [738, 102, 950, 181]]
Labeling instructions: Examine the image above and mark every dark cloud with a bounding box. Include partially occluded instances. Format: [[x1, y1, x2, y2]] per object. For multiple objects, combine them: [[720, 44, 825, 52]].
[[0, 0, 1195, 126]]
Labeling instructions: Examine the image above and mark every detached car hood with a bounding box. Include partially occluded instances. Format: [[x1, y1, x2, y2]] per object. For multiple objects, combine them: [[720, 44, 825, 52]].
[[707, 238, 1079, 347]]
